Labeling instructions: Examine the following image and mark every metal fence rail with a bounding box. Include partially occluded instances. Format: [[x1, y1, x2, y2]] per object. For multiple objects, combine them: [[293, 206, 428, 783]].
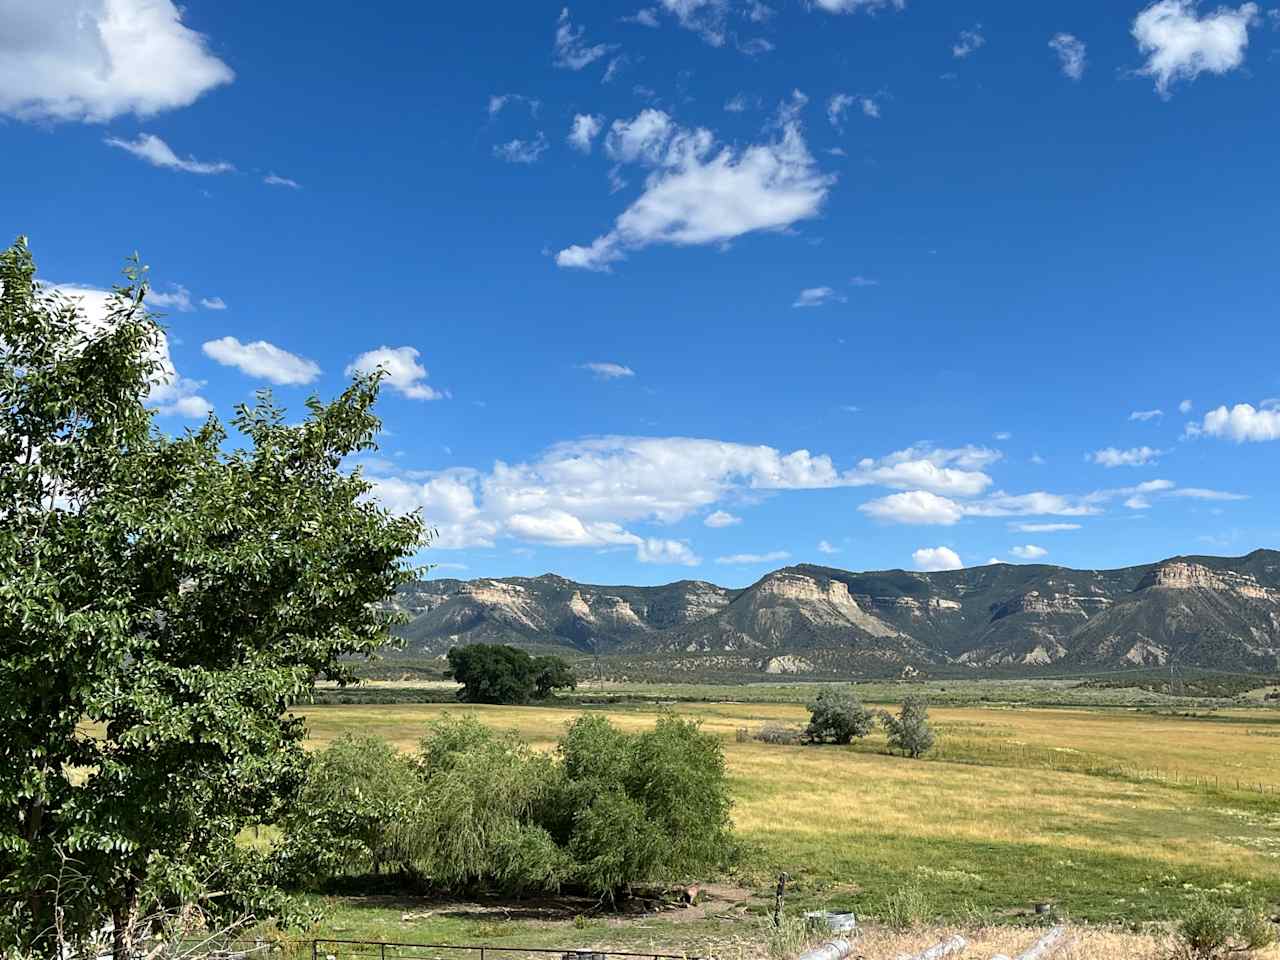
[[309, 941, 700, 960]]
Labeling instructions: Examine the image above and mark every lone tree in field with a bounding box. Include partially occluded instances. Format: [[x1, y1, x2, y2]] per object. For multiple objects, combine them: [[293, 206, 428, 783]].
[[804, 687, 875, 744], [0, 238, 424, 959], [881, 695, 936, 758], [446, 643, 575, 704]]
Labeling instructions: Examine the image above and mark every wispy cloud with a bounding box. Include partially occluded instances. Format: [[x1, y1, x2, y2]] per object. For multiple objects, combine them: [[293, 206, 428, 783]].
[[494, 133, 549, 164], [793, 286, 845, 308], [105, 133, 233, 174], [1049, 32, 1087, 79], [716, 550, 791, 565], [1088, 446, 1164, 467], [579, 361, 636, 380], [554, 7, 614, 70], [953, 25, 986, 58], [1132, 0, 1260, 97]]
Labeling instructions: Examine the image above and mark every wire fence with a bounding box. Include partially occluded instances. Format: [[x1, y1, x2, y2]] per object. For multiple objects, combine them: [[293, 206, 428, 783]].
[[306, 943, 700, 960]]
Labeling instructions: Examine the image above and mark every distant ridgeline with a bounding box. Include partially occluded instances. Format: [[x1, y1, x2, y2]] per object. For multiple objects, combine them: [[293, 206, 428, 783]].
[[384, 550, 1280, 679]]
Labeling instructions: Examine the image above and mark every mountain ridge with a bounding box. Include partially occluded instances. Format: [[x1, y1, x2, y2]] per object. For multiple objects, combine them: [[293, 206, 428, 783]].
[[391, 549, 1280, 676]]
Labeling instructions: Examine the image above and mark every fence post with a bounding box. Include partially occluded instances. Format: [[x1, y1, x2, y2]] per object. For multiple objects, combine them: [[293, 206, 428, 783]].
[[312, 941, 318, 960]]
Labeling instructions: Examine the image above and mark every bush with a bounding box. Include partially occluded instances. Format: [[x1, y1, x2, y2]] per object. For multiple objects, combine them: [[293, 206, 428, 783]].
[[445, 644, 575, 704], [880, 882, 932, 930], [881, 695, 936, 758], [754, 723, 805, 745], [278, 712, 734, 900], [1176, 893, 1277, 958], [805, 687, 875, 744]]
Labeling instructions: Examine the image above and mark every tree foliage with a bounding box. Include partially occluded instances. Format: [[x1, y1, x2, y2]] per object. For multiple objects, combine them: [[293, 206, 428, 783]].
[[804, 687, 875, 744], [881, 695, 936, 758], [0, 238, 423, 958], [277, 712, 734, 899], [446, 643, 575, 704]]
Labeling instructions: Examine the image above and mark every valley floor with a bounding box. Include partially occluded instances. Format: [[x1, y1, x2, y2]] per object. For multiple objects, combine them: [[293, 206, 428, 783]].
[[289, 685, 1280, 951]]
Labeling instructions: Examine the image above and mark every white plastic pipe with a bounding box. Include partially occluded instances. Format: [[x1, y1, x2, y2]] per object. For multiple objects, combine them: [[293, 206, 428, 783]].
[[906, 935, 967, 960], [795, 939, 853, 960]]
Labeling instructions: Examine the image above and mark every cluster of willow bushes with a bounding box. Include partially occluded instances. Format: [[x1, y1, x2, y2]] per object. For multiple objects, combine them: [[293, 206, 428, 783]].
[[274, 713, 735, 897]]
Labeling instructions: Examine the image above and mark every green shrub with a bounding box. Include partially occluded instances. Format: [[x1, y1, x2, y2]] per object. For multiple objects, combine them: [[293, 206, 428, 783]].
[[880, 882, 932, 930], [805, 687, 875, 744], [881, 696, 936, 758], [445, 644, 574, 704], [1176, 892, 1276, 958]]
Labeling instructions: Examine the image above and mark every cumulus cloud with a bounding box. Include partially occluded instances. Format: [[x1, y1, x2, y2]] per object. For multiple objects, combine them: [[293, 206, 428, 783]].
[[656, 0, 730, 45], [554, 7, 614, 69], [817, 539, 840, 554], [1133, 0, 1259, 96], [1190, 402, 1280, 442], [579, 361, 635, 379], [1129, 408, 1164, 422], [557, 112, 833, 271], [953, 26, 986, 58], [0, 0, 233, 122], [1049, 32, 1087, 79], [1179, 399, 1194, 414], [568, 113, 604, 152], [862, 491, 967, 526], [704, 510, 742, 527], [793, 286, 845, 308], [202, 337, 321, 386], [1010, 544, 1048, 560], [913, 546, 963, 572], [494, 133, 549, 164], [50, 283, 209, 418], [1088, 445, 1164, 467], [104, 133, 233, 174], [624, 8, 662, 28], [862, 486, 1103, 526], [145, 284, 194, 312], [345, 346, 444, 400]]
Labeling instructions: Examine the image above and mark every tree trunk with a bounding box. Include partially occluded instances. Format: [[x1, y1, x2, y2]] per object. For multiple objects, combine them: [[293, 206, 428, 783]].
[[111, 879, 139, 960]]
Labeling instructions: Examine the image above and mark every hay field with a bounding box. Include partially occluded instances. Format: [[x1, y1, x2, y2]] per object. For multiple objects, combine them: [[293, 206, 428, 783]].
[[294, 698, 1280, 924]]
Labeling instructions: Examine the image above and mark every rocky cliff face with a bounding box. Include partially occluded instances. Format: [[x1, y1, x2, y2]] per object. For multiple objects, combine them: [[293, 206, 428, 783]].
[[391, 550, 1280, 675]]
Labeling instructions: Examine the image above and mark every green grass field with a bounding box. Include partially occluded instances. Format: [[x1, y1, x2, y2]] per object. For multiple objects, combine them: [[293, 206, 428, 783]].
[[284, 687, 1280, 952]]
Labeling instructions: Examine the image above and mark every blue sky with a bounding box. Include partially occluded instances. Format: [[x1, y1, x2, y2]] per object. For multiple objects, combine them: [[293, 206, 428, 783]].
[[5, 0, 1279, 585]]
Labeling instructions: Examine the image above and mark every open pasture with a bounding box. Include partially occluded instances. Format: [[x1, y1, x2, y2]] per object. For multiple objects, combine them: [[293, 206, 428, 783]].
[[295, 697, 1280, 925]]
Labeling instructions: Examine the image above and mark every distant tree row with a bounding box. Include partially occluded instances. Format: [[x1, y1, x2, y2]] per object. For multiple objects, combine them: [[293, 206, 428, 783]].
[[446, 643, 576, 703], [277, 713, 735, 897], [805, 688, 936, 757]]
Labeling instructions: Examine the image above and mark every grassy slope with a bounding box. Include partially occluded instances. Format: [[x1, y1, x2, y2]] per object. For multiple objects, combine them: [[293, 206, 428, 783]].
[[293, 695, 1280, 939]]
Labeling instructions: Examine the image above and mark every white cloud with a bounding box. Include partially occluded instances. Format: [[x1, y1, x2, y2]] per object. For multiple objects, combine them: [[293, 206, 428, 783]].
[[263, 173, 301, 189], [817, 539, 839, 554], [953, 26, 986, 58], [811, 0, 907, 13], [146, 284, 194, 312], [104, 133, 232, 174], [345, 346, 444, 400], [716, 550, 790, 565], [0, 0, 233, 122], [202, 336, 321, 385], [604, 109, 677, 164], [1010, 522, 1081, 533], [580, 361, 635, 379], [199, 296, 227, 310], [558, 115, 833, 271], [1088, 445, 1164, 467], [568, 113, 604, 153], [488, 93, 540, 116], [554, 7, 614, 69], [657, 0, 730, 45], [1191, 403, 1280, 442], [1030, 453, 1046, 465], [1049, 32, 1087, 79], [1129, 408, 1164, 422], [624, 8, 662, 28], [1133, 0, 1259, 96], [603, 55, 628, 83], [913, 546, 963, 572], [724, 93, 751, 112], [860, 96, 882, 119], [494, 133, 548, 164], [849, 275, 879, 287], [793, 286, 845, 308], [1170, 487, 1249, 501], [862, 491, 967, 526], [994, 431, 1012, 441], [705, 510, 742, 527], [1010, 544, 1048, 560], [1179, 399, 1194, 414], [827, 93, 855, 129], [637, 538, 701, 566], [50, 283, 209, 418]]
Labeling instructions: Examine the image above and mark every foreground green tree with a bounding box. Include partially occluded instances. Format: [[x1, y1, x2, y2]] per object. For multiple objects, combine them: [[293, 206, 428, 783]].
[[446, 643, 575, 704], [803, 687, 875, 744], [0, 238, 423, 958], [881, 696, 936, 758]]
